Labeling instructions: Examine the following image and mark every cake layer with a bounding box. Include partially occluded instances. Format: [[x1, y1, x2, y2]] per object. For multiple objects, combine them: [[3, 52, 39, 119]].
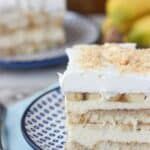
[[60, 44, 150, 93], [0, 0, 66, 56], [0, 26, 64, 46], [68, 125, 150, 148], [0, 26, 65, 56], [0, 11, 64, 34], [67, 109, 150, 132], [66, 100, 150, 113], [66, 141, 150, 150], [68, 121, 150, 133]]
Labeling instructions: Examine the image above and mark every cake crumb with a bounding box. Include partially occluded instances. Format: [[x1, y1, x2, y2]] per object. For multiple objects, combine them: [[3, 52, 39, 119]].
[[74, 44, 150, 74]]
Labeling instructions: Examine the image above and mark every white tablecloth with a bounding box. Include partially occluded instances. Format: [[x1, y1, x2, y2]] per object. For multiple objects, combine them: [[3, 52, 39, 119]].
[[0, 66, 65, 105]]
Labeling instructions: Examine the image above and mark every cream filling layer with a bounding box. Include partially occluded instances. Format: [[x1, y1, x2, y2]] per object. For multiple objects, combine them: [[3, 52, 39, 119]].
[[60, 71, 150, 93], [68, 125, 150, 148], [66, 100, 150, 113]]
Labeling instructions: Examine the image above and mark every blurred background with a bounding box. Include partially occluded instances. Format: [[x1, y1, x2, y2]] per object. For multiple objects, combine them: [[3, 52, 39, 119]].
[[0, 0, 149, 105], [0, 0, 149, 149]]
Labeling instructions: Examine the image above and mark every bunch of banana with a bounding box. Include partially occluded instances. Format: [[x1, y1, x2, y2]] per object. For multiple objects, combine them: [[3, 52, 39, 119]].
[[102, 0, 150, 47]]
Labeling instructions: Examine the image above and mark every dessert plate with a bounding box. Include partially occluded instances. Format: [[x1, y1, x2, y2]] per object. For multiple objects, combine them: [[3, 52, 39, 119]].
[[21, 86, 67, 150], [0, 12, 99, 69]]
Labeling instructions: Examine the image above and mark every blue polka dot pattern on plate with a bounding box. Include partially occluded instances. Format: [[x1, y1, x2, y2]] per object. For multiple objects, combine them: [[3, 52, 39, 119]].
[[23, 87, 67, 150]]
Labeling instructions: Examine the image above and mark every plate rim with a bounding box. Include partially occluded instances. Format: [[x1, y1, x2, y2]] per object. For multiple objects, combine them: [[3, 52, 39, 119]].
[[0, 11, 100, 69], [21, 85, 60, 150], [0, 55, 67, 69]]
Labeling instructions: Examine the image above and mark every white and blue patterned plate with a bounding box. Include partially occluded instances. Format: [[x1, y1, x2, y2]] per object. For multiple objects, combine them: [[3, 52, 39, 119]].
[[21, 87, 67, 150], [0, 12, 100, 69]]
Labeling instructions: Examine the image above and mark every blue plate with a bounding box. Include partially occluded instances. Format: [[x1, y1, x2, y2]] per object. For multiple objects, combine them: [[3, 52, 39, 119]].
[[0, 12, 100, 69], [21, 86, 66, 150], [0, 55, 68, 69]]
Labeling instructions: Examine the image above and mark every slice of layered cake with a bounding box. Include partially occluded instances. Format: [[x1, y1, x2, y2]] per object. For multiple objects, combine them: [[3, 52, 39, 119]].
[[60, 43, 150, 150], [0, 0, 66, 56]]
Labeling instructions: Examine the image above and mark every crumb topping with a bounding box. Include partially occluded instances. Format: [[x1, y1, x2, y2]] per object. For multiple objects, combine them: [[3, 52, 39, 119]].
[[74, 44, 150, 74], [77, 45, 102, 69]]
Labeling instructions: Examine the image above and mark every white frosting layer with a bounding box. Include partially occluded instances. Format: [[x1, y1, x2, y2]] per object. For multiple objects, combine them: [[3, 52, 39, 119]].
[[60, 70, 150, 93], [66, 100, 150, 113], [60, 43, 150, 93], [68, 125, 150, 148]]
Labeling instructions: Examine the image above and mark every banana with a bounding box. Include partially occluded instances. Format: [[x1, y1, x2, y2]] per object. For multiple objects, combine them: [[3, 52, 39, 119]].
[[107, 0, 150, 24], [124, 93, 150, 102], [66, 93, 83, 101], [86, 93, 101, 100], [127, 15, 150, 47]]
